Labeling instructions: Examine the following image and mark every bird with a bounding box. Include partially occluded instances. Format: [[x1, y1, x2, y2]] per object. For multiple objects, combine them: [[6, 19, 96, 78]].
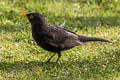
[[19, 13, 110, 65]]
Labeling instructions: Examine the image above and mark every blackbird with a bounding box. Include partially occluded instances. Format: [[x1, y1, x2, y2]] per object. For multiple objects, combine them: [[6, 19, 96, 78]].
[[19, 13, 109, 65]]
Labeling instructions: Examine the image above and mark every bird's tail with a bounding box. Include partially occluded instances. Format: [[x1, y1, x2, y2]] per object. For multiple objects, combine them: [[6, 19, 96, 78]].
[[79, 35, 110, 42]]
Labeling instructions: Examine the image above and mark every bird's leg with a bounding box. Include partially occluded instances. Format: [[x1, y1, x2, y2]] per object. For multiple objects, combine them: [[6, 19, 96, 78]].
[[54, 52, 61, 65], [46, 53, 56, 63]]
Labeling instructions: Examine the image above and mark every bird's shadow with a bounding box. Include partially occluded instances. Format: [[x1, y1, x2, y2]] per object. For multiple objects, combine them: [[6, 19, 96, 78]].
[[0, 49, 120, 79]]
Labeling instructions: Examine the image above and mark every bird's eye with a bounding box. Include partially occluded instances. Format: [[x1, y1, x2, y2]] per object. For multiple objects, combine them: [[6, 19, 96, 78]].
[[29, 15, 34, 19]]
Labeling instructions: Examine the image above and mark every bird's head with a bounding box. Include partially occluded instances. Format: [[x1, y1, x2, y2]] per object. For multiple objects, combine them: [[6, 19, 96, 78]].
[[19, 13, 46, 26]]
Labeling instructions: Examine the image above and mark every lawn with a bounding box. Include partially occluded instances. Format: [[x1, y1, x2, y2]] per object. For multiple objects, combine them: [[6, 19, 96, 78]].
[[0, 0, 120, 80]]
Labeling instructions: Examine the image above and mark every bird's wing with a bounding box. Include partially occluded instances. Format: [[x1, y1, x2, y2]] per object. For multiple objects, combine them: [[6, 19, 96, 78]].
[[37, 27, 68, 48], [44, 28, 85, 48], [62, 31, 85, 48], [37, 27, 84, 48]]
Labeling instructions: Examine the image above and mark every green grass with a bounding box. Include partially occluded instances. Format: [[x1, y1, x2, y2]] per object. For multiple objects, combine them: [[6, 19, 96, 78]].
[[0, 0, 120, 80]]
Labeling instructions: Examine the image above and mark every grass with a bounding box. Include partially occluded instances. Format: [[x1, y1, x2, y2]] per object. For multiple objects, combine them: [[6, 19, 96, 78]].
[[0, 0, 120, 80]]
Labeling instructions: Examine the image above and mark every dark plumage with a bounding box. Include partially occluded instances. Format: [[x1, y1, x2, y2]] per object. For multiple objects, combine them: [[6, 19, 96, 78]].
[[20, 13, 110, 65]]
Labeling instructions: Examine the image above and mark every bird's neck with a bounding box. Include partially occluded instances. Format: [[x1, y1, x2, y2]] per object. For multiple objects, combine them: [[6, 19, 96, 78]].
[[31, 21, 48, 31]]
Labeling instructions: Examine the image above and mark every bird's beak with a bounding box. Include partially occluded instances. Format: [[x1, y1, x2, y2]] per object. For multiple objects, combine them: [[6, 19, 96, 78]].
[[19, 13, 28, 18]]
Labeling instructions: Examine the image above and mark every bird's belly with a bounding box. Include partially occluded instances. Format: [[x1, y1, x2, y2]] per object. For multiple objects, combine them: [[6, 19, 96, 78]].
[[40, 43, 62, 52], [37, 41, 73, 52], [38, 42, 62, 52]]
